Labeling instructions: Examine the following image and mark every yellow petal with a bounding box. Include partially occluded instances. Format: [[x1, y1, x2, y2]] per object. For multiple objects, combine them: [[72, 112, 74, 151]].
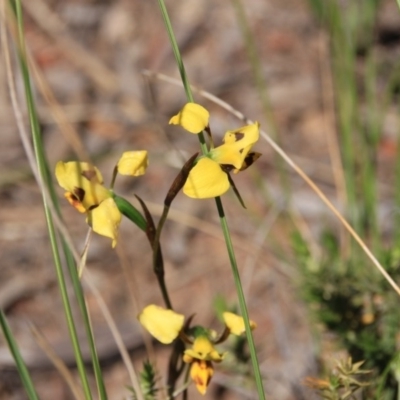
[[209, 143, 243, 170], [222, 312, 257, 336], [184, 336, 224, 362], [87, 198, 121, 248], [55, 161, 110, 210], [222, 122, 260, 169], [138, 305, 185, 344], [190, 360, 214, 395], [183, 158, 230, 199], [117, 151, 148, 176], [223, 122, 260, 146], [169, 103, 209, 134]]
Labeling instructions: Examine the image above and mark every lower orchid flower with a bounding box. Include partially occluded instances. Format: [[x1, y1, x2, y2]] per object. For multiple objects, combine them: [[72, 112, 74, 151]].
[[169, 103, 261, 200], [55, 151, 148, 247], [138, 304, 256, 395]]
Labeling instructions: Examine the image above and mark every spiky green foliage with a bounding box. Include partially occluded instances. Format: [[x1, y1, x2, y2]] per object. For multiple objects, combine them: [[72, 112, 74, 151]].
[[294, 231, 400, 397], [306, 358, 372, 400], [140, 360, 159, 400], [127, 361, 159, 400]]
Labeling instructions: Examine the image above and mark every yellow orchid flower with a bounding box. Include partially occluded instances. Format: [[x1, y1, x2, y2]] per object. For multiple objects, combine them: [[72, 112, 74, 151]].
[[55, 152, 148, 247], [56, 161, 120, 247], [138, 305, 185, 344], [169, 103, 260, 199], [222, 312, 257, 336], [183, 335, 224, 363], [189, 360, 214, 395], [138, 304, 257, 395], [56, 161, 111, 212]]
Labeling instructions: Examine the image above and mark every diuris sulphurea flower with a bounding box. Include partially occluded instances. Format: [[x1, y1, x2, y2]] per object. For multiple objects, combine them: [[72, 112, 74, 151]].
[[55, 151, 148, 247], [138, 304, 257, 395], [169, 102, 261, 200]]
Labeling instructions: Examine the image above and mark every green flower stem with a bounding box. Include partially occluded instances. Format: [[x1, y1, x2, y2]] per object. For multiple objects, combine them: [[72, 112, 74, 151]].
[[0, 311, 39, 400], [157, 1, 265, 398], [215, 197, 265, 399], [156, 0, 208, 156], [62, 242, 108, 400]]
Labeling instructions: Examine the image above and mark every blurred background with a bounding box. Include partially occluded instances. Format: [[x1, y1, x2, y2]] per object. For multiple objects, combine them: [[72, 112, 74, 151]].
[[1, 0, 400, 398]]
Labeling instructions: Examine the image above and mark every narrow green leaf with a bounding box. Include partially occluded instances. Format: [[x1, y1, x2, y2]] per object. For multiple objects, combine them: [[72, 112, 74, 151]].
[[11, 1, 94, 397], [0, 311, 39, 400], [114, 195, 147, 231]]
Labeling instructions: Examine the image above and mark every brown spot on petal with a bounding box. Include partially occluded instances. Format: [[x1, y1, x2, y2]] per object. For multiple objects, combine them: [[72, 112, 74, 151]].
[[73, 187, 85, 202], [234, 132, 244, 141], [81, 170, 97, 181], [239, 152, 262, 171]]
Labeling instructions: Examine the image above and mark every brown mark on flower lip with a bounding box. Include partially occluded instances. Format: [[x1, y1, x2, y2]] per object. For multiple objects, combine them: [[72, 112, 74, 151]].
[[234, 132, 244, 141], [73, 187, 85, 202], [81, 170, 97, 181], [240, 152, 262, 171], [220, 164, 234, 173]]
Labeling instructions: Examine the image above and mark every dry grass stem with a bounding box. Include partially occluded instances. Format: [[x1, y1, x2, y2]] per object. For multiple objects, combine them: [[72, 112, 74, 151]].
[[30, 324, 85, 400]]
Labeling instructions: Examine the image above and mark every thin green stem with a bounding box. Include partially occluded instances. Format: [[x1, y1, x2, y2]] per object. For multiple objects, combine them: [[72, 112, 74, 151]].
[[157, 2, 265, 397], [156, 0, 208, 155], [63, 242, 108, 400], [214, 197, 265, 399]]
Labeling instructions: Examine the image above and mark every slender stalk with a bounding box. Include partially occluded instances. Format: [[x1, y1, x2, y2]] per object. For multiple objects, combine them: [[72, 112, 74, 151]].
[[215, 197, 265, 398], [156, 1, 266, 398], [152, 205, 173, 309], [156, 0, 207, 155]]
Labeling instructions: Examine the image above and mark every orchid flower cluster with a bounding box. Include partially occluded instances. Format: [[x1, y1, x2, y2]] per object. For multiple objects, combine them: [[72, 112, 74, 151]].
[[169, 103, 261, 199], [55, 103, 260, 247], [138, 304, 257, 395], [55, 103, 261, 395]]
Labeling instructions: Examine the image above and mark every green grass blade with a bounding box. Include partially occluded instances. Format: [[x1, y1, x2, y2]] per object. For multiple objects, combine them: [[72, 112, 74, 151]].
[[62, 242, 108, 400], [11, 1, 94, 397], [0, 311, 40, 400]]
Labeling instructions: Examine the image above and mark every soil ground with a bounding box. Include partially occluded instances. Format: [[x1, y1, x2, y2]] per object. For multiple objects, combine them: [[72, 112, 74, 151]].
[[1, 0, 400, 399]]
